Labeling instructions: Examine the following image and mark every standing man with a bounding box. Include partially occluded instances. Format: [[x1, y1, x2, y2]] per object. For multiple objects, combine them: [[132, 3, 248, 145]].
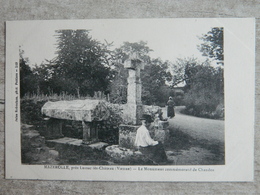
[[167, 96, 175, 118], [135, 114, 168, 164]]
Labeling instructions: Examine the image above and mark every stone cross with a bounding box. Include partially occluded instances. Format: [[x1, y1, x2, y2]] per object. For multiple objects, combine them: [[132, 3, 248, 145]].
[[124, 52, 144, 125]]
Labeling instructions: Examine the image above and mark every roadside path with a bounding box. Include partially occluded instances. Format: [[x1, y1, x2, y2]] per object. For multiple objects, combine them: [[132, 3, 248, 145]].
[[162, 106, 224, 143]]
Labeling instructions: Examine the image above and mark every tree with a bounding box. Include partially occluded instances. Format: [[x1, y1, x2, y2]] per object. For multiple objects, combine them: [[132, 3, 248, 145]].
[[170, 57, 209, 87], [171, 58, 224, 118], [19, 49, 38, 97], [109, 41, 152, 104], [109, 41, 172, 105], [198, 27, 224, 65], [141, 59, 172, 105], [51, 29, 114, 96], [117, 41, 153, 63]]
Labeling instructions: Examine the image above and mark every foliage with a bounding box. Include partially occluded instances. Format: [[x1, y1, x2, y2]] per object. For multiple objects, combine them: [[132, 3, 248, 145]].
[[198, 27, 224, 64], [21, 99, 47, 125], [109, 41, 172, 106], [171, 58, 224, 119], [31, 30, 115, 97], [141, 58, 172, 105], [109, 41, 152, 104], [116, 41, 153, 63], [19, 50, 38, 97], [97, 103, 124, 144]]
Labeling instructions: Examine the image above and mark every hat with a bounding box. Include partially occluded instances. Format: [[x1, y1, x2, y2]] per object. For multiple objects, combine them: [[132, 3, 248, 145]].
[[140, 114, 153, 123]]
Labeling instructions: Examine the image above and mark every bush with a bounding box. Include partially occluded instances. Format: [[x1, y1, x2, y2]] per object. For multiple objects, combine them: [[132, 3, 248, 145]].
[[21, 99, 47, 125], [97, 103, 124, 144], [182, 65, 224, 119]]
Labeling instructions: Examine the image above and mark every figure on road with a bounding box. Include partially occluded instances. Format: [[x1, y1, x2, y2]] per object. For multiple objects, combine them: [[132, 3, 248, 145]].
[[167, 96, 175, 118]]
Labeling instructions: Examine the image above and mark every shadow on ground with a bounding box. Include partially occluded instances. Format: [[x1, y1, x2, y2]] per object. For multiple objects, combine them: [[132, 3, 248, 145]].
[[165, 126, 225, 165], [21, 123, 225, 166]]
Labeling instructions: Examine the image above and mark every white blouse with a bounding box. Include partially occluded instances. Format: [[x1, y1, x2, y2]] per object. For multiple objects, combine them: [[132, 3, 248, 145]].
[[134, 125, 158, 147]]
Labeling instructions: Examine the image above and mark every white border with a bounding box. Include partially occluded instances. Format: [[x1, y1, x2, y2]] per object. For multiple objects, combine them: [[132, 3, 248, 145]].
[[5, 18, 255, 181]]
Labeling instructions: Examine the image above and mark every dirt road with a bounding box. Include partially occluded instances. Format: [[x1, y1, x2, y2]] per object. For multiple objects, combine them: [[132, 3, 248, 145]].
[[161, 106, 225, 165], [163, 106, 224, 143]]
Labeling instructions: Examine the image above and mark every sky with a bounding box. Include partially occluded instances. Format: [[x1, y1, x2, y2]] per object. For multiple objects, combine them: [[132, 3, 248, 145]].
[[18, 18, 223, 67]]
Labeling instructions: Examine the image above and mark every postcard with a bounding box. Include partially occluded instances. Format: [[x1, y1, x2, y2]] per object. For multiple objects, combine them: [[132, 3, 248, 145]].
[[5, 18, 255, 181]]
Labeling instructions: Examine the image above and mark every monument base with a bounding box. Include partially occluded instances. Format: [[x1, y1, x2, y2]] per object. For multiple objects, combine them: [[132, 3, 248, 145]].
[[154, 129, 170, 144], [105, 145, 157, 164], [119, 124, 139, 149]]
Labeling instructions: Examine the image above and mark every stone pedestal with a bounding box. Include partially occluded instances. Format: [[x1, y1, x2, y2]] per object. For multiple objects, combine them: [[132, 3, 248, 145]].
[[124, 104, 143, 125], [82, 121, 98, 144], [153, 129, 170, 144], [119, 124, 139, 149], [105, 145, 144, 164], [157, 120, 169, 130], [43, 118, 64, 139]]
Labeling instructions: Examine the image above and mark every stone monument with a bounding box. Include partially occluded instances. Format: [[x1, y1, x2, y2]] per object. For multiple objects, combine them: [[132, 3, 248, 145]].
[[123, 52, 144, 125], [118, 52, 145, 149], [107, 52, 170, 163]]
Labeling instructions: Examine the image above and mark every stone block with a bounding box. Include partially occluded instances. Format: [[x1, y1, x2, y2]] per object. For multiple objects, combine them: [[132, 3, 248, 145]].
[[43, 118, 64, 139], [49, 149, 59, 159], [105, 145, 143, 163], [119, 124, 139, 149], [153, 129, 170, 144], [41, 100, 110, 122], [88, 142, 109, 150], [158, 121, 169, 130], [21, 129, 45, 148]]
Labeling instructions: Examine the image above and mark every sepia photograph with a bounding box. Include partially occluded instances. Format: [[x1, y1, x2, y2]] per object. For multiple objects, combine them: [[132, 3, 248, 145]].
[[5, 18, 254, 181]]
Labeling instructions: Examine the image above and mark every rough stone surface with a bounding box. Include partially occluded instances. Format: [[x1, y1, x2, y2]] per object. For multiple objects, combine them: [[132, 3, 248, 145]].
[[119, 124, 139, 149], [154, 120, 169, 130], [1, 0, 260, 194], [42, 100, 110, 122], [21, 129, 45, 150], [105, 145, 143, 163], [46, 137, 83, 146], [48, 149, 59, 159], [88, 142, 109, 150], [46, 137, 108, 150], [153, 129, 170, 144]]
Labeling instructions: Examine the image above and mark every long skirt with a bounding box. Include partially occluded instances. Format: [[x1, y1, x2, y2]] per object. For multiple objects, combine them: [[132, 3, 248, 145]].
[[139, 142, 168, 164], [167, 106, 175, 118]]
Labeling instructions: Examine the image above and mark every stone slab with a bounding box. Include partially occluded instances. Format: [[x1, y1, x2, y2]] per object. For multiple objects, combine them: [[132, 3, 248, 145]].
[[46, 137, 108, 150], [41, 100, 110, 122], [89, 142, 109, 150], [105, 145, 143, 163], [46, 137, 83, 146]]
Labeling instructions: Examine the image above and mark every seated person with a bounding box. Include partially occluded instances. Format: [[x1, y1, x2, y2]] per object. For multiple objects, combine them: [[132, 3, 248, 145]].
[[135, 114, 168, 164]]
